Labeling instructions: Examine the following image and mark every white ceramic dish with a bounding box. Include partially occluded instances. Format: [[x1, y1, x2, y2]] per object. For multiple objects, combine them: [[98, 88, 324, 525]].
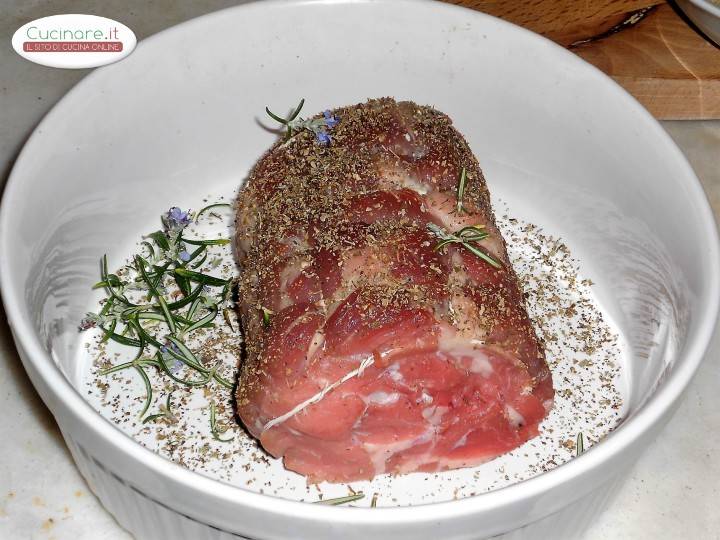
[[1, 1, 718, 539], [676, 0, 720, 46]]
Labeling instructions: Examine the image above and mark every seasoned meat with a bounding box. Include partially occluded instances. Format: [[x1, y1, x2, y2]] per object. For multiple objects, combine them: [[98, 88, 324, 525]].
[[234, 98, 553, 483]]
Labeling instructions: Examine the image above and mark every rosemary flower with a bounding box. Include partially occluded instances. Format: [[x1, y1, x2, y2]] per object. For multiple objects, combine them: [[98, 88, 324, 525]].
[[323, 110, 340, 128], [164, 207, 192, 231], [170, 359, 183, 375], [161, 341, 181, 354], [316, 130, 332, 145]]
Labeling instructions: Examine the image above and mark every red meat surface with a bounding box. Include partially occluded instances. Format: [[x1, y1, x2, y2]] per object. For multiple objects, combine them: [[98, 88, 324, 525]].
[[235, 98, 553, 483]]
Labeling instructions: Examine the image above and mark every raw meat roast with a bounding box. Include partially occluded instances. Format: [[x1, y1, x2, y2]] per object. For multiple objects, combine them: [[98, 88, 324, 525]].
[[235, 98, 554, 483]]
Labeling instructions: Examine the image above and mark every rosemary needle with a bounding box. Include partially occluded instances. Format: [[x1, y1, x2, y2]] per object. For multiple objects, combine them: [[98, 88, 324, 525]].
[[260, 306, 273, 328], [266, 98, 305, 138], [142, 391, 176, 424], [313, 493, 365, 506], [134, 364, 153, 418], [210, 401, 233, 442], [456, 166, 467, 213], [576, 432, 585, 456]]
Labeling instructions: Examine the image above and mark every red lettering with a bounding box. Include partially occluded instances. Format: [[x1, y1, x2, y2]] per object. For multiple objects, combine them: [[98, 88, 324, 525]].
[[22, 41, 124, 53]]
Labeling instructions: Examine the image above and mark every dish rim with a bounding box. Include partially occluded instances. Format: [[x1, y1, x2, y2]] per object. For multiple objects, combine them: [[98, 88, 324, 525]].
[[686, 0, 720, 19], [1, 0, 719, 527]]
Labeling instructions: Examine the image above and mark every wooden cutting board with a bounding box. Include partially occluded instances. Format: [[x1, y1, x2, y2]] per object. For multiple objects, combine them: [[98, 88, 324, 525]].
[[445, 0, 720, 119]]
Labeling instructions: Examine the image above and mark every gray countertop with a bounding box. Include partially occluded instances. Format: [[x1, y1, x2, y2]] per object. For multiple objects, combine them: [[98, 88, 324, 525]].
[[1, 2, 718, 538]]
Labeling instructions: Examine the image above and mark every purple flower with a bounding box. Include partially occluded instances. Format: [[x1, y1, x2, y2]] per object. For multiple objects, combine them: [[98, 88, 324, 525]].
[[166, 207, 192, 229], [170, 359, 183, 375], [179, 250, 191, 262], [316, 130, 332, 145], [323, 110, 339, 129]]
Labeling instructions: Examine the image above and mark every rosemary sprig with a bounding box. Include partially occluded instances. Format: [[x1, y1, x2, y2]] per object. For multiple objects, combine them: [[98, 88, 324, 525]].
[[576, 432, 585, 456], [426, 222, 502, 269], [265, 99, 340, 145], [82, 204, 237, 438], [456, 166, 467, 213], [313, 493, 365, 506], [266, 98, 305, 138]]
